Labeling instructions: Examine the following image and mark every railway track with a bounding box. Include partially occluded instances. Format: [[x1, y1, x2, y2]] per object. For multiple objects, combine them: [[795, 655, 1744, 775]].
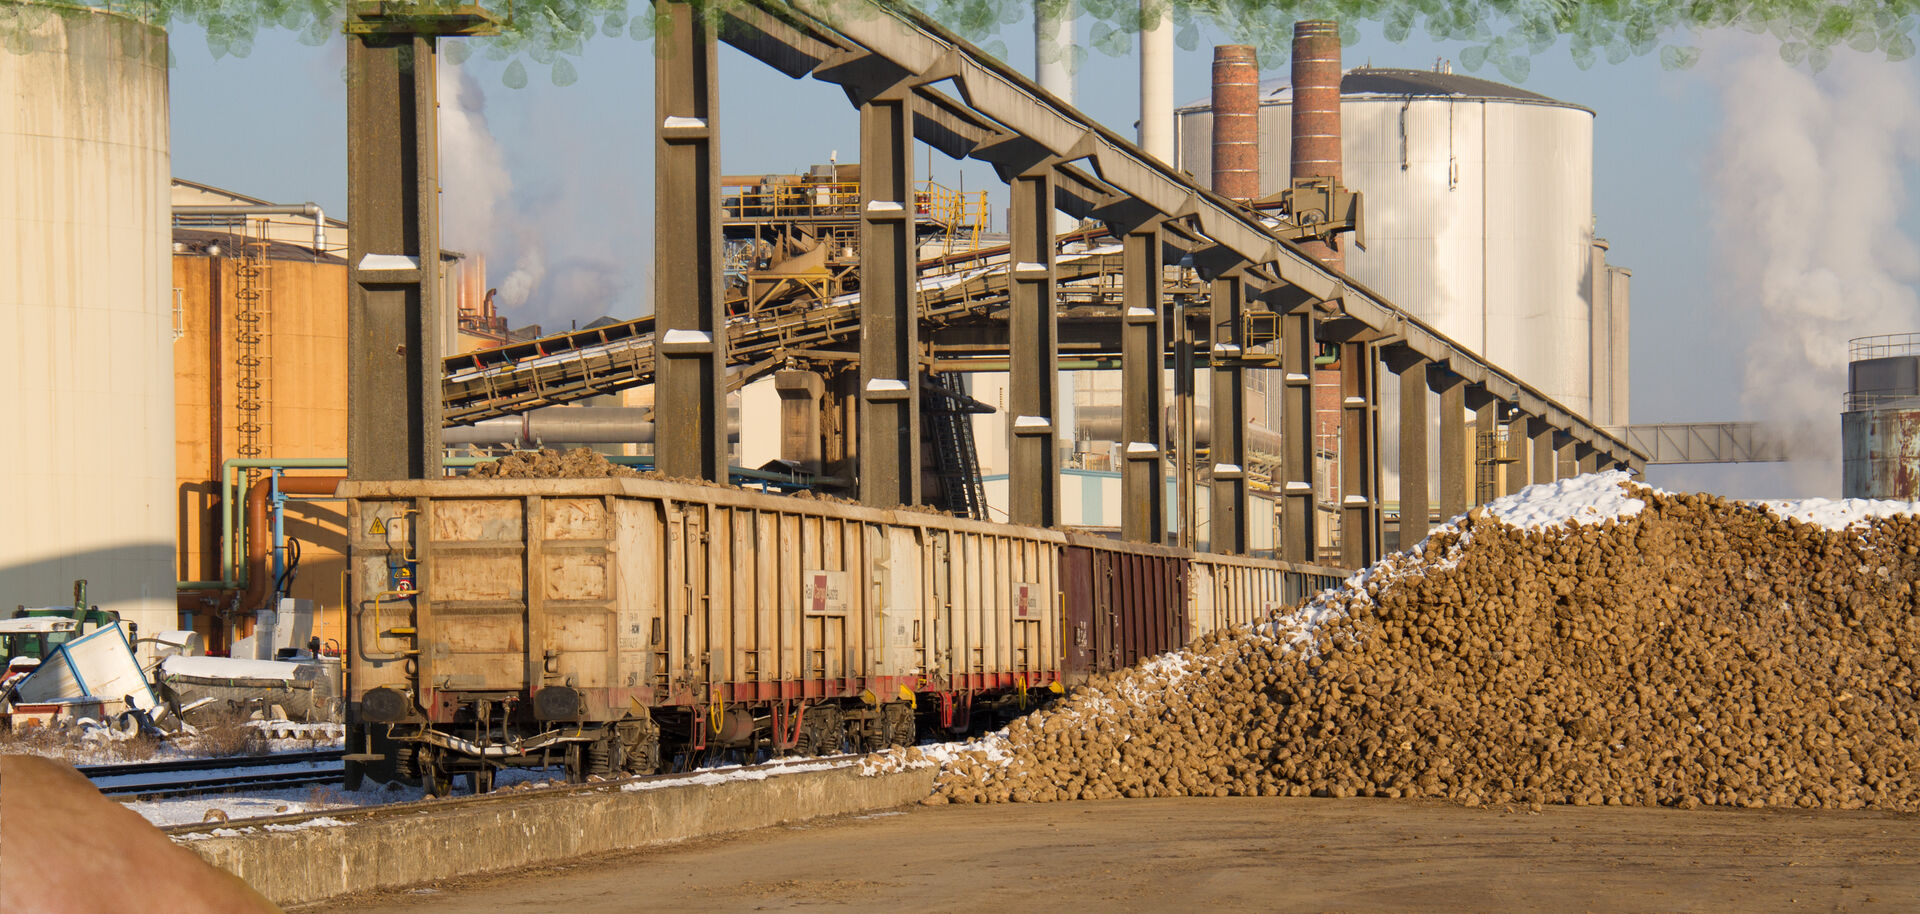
[[83, 749, 344, 800], [160, 753, 862, 836]]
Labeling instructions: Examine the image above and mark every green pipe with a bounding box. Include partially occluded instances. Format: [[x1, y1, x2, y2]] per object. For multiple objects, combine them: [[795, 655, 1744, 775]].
[[178, 454, 769, 593]]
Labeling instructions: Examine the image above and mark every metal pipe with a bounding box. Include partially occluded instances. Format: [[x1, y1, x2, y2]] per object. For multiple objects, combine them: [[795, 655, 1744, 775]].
[[173, 203, 329, 252], [1076, 404, 1284, 456], [1210, 45, 1260, 200], [1137, 0, 1173, 162], [179, 455, 802, 593], [242, 474, 343, 613], [440, 407, 745, 447]]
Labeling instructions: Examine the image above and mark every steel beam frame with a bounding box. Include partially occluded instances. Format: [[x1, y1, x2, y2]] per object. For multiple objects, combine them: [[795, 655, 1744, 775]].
[[346, 33, 443, 481], [1208, 273, 1248, 554], [753, 0, 1643, 472], [857, 87, 922, 507], [654, 0, 730, 483], [1120, 222, 1166, 544], [1006, 163, 1058, 526]]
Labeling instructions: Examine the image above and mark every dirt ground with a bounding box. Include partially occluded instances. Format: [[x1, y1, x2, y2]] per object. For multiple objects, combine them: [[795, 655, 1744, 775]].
[[310, 797, 1920, 913]]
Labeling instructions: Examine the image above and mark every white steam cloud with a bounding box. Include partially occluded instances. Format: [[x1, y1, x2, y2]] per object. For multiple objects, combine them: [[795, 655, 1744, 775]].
[[436, 59, 638, 331], [437, 59, 510, 256], [1704, 36, 1920, 494]]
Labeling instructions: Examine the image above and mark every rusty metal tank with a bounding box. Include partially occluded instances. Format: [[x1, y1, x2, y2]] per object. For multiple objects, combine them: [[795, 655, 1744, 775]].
[[1842, 334, 1920, 499]]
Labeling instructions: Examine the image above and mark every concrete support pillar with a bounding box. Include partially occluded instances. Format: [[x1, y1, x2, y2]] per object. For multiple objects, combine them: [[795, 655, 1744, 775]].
[[1120, 224, 1166, 543], [1280, 310, 1317, 563], [346, 32, 443, 480], [1339, 341, 1380, 568], [1503, 414, 1531, 497], [1530, 418, 1555, 488], [1208, 274, 1247, 554], [775, 369, 825, 473], [653, 1, 728, 483], [1007, 164, 1059, 527], [1470, 390, 1498, 507], [1432, 366, 1467, 522], [856, 89, 921, 507], [1556, 434, 1578, 481], [1578, 447, 1601, 475], [1387, 349, 1429, 546]]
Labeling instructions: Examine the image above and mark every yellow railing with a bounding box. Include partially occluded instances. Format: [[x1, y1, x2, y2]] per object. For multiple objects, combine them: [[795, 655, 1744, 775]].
[[721, 177, 989, 257]]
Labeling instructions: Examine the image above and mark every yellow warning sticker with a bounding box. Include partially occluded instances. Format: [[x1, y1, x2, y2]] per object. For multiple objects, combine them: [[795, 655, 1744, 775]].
[[368, 518, 387, 536]]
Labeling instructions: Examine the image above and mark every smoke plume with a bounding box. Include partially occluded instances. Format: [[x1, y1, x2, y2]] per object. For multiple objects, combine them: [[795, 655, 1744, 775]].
[[1704, 36, 1920, 494]]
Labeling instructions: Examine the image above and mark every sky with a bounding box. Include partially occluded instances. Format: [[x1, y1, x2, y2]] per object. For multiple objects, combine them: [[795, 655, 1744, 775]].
[[163, 8, 1920, 499]]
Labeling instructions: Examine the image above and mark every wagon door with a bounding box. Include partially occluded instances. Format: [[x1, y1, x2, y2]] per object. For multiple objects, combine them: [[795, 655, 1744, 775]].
[[1059, 546, 1095, 683], [874, 526, 923, 678]]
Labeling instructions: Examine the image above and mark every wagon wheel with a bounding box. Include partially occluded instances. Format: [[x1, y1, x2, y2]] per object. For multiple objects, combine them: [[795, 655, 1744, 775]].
[[793, 706, 843, 757], [882, 703, 916, 748], [564, 742, 587, 783], [622, 734, 661, 775], [418, 749, 453, 797]]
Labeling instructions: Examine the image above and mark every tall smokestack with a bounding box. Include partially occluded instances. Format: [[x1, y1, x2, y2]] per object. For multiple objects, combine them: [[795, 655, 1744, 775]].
[[1290, 20, 1342, 269], [1210, 45, 1260, 201]]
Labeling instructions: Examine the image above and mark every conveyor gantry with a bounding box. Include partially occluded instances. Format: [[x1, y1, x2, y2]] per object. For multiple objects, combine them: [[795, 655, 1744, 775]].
[[441, 247, 1135, 425]]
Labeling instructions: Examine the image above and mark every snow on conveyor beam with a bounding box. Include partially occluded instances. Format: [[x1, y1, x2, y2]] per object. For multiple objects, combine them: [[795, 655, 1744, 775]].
[[728, 0, 1642, 470]]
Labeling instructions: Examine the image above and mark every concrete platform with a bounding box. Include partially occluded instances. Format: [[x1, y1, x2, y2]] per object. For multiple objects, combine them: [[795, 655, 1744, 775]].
[[170, 763, 937, 908]]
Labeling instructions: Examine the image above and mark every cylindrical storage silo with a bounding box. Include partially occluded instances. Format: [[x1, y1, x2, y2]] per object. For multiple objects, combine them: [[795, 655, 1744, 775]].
[[1842, 336, 1920, 499], [1, 3, 174, 648], [1175, 66, 1599, 419]]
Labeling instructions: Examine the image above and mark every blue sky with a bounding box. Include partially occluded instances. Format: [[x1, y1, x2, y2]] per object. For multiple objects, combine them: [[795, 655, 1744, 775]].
[[164, 12, 1920, 498]]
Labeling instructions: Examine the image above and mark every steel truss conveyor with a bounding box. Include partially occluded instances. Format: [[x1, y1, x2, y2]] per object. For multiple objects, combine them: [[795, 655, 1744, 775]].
[[441, 247, 1130, 425]]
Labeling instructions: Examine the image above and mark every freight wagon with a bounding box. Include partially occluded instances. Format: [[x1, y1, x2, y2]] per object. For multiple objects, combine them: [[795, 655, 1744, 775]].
[[340, 477, 1344, 793]]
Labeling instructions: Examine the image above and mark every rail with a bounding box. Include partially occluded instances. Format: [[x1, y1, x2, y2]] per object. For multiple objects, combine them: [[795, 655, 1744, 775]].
[[83, 749, 344, 800], [158, 753, 864, 836]]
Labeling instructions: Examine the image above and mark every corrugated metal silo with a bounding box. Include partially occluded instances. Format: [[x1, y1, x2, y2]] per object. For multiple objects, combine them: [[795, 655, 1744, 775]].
[[1, 3, 174, 645], [1175, 66, 1606, 420], [1842, 335, 1920, 499]]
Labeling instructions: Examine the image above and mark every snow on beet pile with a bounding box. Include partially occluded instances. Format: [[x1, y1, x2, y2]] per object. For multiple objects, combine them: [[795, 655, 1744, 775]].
[[871, 472, 1920, 811]]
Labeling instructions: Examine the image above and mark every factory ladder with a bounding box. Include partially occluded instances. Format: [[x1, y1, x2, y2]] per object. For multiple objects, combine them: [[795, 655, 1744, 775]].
[[233, 216, 273, 472], [924, 372, 988, 520]]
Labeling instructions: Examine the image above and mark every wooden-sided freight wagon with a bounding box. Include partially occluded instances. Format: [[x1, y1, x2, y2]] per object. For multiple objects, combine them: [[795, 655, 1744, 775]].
[[340, 477, 1344, 792]]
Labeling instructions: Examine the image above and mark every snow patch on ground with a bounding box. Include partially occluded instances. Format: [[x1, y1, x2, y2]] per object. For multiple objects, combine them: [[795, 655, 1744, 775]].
[[1480, 470, 1647, 531], [1760, 496, 1920, 530], [130, 782, 423, 828], [176, 817, 353, 841], [620, 758, 849, 791]]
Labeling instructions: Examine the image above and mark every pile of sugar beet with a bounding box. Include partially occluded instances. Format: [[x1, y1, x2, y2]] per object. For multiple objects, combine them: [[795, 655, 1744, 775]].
[[887, 474, 1920, 811]]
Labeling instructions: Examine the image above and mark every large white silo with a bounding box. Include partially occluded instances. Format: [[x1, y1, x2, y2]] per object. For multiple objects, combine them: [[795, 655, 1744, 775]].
[[1175, 67, 1609, 422], [1, 3, 175, 644]]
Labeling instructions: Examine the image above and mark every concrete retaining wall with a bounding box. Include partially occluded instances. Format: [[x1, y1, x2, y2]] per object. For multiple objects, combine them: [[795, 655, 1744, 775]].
[[173, 764, 937, 907]]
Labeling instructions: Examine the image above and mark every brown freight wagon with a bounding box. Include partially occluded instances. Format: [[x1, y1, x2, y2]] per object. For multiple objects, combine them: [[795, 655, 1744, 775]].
[[339, 476, 1343, 792]]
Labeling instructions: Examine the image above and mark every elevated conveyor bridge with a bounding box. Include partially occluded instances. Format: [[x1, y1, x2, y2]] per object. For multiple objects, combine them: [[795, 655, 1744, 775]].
[[348, 0, 1646, 569]]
